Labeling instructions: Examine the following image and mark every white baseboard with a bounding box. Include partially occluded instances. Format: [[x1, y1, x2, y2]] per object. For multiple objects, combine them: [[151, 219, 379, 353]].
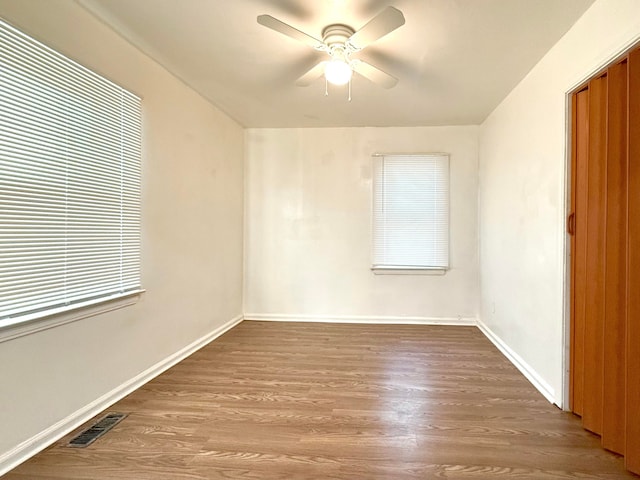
[[476, 318, 556, 405], [0, 314, 244, 477], [243, 313, 477, 326]]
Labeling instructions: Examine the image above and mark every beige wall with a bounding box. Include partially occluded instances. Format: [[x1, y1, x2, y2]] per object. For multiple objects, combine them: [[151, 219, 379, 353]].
[[244, 126, 479, 322], [479, 0, 640, 406], [0, 0, 244, 463]]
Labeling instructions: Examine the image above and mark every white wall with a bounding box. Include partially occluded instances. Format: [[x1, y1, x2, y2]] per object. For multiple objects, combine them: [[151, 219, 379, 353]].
[[0, 0, 244, 467], [245, 127, 479, 322], [479, 0, 640, 406]]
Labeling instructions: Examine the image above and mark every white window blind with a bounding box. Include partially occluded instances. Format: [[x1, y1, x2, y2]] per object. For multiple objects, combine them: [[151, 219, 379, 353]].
[[372, 154, 449, 271], [0, 19, 142, 326]]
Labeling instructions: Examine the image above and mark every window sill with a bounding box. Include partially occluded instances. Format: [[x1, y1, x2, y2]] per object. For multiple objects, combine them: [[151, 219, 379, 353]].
[[371, 267, 448, 276], [0, 290, 145, 344]]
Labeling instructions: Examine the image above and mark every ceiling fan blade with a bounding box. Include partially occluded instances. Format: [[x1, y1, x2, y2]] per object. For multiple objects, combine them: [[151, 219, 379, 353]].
[[347, 7, 405, 50], [352, 60, 398, 89], [257, 15, 326, 50], [296, 62, 328, 86]]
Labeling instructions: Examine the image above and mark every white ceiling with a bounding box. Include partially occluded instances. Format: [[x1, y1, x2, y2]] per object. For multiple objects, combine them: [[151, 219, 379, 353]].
[[79, 0, 594, 128]]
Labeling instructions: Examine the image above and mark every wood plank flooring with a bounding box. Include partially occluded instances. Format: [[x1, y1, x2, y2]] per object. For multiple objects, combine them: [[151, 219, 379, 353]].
[[4, 321, 636, 479]]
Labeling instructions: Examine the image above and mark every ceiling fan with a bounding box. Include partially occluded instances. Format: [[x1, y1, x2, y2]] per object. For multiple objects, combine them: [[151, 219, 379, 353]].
[[257, 6, 405, 93]]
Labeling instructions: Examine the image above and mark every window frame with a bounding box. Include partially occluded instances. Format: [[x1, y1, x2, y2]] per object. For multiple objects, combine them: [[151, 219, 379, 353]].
[[0, 18, 144, 339], [371, 153, 450, 275]]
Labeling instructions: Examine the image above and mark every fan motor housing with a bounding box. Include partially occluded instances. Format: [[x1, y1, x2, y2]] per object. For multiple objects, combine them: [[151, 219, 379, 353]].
[[322, 24, 355, 47]]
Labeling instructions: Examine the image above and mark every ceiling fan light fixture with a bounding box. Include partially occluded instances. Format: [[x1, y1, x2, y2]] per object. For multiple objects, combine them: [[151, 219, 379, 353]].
[[258, 6, 405, 91], [324, 59, 352, 85]]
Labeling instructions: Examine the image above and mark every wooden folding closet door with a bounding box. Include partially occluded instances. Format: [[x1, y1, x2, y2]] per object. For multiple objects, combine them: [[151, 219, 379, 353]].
[[602, 59, 627, 455], [569, 88, 589, 418], [627, 46, 640, 474], [581, 73, 607, 437], [569, 44, 639, 475]]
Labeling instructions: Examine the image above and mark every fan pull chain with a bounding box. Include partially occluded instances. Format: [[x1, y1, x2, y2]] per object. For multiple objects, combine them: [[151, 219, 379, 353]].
[[325, 77, 329, 96], [348, 77, 352, 102]]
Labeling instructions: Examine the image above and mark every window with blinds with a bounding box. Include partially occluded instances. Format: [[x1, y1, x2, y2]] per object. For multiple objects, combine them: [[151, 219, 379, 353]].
[[372, 154, 449, 272], [0, 19, 142, 328]]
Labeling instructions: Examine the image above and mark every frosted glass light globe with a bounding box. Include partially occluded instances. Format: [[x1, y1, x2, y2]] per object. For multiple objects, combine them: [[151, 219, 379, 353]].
[[324, 60, 352, 85]]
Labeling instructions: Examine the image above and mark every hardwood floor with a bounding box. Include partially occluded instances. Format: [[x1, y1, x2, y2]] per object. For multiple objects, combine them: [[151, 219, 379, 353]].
[[5, 321, 636, 479]]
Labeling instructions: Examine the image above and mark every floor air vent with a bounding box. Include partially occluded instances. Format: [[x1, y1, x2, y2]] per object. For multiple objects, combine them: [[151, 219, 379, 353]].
[[67, 413, 127, 448]]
